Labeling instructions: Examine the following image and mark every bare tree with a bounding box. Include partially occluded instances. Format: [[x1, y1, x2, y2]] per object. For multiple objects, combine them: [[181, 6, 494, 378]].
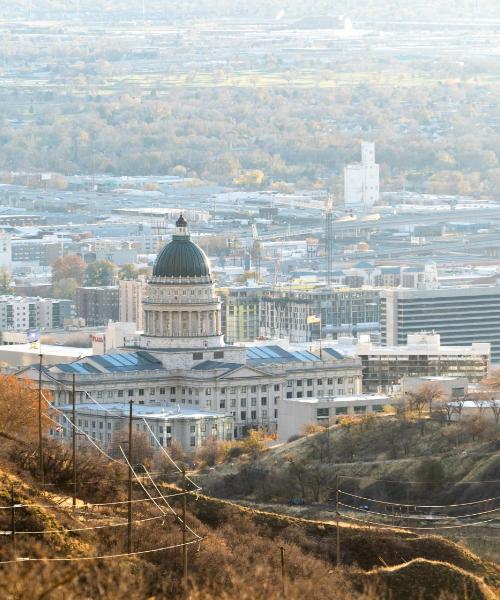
[[405, 382, 444, 435], [479, 370, 500, 424], [406, 382, 444, 417]]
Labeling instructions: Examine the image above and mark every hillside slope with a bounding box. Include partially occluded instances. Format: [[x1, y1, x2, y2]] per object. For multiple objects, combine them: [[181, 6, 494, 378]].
[[0, 461, 498, 600]]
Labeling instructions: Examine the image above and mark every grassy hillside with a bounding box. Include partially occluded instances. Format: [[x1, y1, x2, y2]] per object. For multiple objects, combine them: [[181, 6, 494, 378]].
[[199, 417, 500, 563], [203, 419, 499, 503], [0, 457, 498, 600]]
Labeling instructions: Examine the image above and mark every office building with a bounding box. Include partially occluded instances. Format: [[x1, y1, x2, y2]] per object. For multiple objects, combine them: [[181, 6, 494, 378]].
[[260, 288, 380, 342], [380, 286, 500, 362], [219, 284, 269, 343], [356, 332, 490, 392], [278, 393, 393, 441], [11, 238, 61, 268], [119, 279, 145, 330], [76, 286, 119, 326]]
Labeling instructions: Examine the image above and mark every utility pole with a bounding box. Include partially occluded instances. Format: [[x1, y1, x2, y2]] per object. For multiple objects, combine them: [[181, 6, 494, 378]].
[[38, 353, 44, 487], [72, 374, 77, 510], [127, 400, 134, 554], [280, 546, 286, 598], [335, 475, 340, 566], [182, 467, 188, 590], [10, 485, 16, 558]]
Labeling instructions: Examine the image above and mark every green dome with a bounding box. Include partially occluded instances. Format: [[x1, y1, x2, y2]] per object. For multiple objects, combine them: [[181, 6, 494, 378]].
[[153, 216, 211, 280]]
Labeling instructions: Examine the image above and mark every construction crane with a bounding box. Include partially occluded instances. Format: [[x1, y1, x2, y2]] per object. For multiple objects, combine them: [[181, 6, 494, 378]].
[[251, 223, 262, 281], [273, 247, 282, 286], [324, 193, 334, 285]]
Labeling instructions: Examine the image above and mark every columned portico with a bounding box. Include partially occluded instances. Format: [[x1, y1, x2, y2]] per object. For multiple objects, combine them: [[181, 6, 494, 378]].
[[140, 215, 225, 350]]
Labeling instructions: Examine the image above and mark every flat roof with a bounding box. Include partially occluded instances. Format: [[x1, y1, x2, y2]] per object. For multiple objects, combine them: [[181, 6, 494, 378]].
[[357, 345, 489, 355], [450, 400, 500, 408], [1, 344, 93, 357], [406, 376, 466, 381], [58, 402, 228, 420], [283, 394, 389, 404]]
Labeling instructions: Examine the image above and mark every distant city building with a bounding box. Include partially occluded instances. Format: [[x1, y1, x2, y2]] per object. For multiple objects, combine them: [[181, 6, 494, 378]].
[[118, 279, 145, 330], [11, 238, 61, 269], [0, 295, 72, 331], [0, 231, 12, 271], [401, 376, 468, 400], [80, 239, 137, 266], [278, 393, 393, 441], [356, 332, 490, 392], [344, 141, 380, 210], [380, 286, 500, 362], [76, 286, 119, 327], [219, 284, 269, 343], [260, 288, 380, 343]]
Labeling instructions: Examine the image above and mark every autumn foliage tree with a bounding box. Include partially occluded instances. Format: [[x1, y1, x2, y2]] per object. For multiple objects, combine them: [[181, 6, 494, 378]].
[[52, 254, 86, 299], [52, 254, 86, 285], [0, 374, 48, 444]]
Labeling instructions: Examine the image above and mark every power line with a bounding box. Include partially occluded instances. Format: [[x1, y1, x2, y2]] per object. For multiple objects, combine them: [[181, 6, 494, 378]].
[[338, 474, 500, 485], [0, 489, 193, 512], [43, 408, 123, 466], [141, 464, 201, 540], [338, 489, 500, 509], [142, 418, 201, 491], [0, 514, 167, 535], [340, 512, 499, 531], [38, 471, 182, 487], [0, 539, 202, 565], [338, 502, 500, 521]]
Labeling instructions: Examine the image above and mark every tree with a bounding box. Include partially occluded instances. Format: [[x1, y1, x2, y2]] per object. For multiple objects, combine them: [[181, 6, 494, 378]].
[[464, 416, 487, 442], [440, 423, 462, 449], [0, 374, 47, 443], [406, 382, 443, 435], [85, 260, 116, 286], [110, 430, 155, 468], [52, 277, 78, 300], [479, 370, 500, 424], [406, 382, 443, 416], [241, 429, 267, 458], [0, 268, 13, 294], [434, 397, 457, 425], [195, 436, 222, 467], [118, 264, 139, 281], [486, 398, 500, 425], [52, 254, 86, 285], [233, 170, 265, 188]]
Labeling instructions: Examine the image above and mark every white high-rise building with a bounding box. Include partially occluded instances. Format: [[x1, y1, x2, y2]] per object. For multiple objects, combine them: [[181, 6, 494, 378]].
[[118, 279, 145, 330], [344, 141, 380, 210]]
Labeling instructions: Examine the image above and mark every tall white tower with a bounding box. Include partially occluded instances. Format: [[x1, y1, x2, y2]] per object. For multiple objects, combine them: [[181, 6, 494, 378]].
[[344, 141, 380, 211]]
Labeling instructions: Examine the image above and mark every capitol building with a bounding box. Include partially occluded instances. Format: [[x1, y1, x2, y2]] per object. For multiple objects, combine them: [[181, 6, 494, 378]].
[[26, 217, 362, 450]]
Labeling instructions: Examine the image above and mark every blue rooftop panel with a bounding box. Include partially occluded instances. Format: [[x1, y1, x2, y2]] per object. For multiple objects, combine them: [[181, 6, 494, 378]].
[[290, 350, 320, 362], [324, 347, 345, 359], [192, 360, 243, 371]]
